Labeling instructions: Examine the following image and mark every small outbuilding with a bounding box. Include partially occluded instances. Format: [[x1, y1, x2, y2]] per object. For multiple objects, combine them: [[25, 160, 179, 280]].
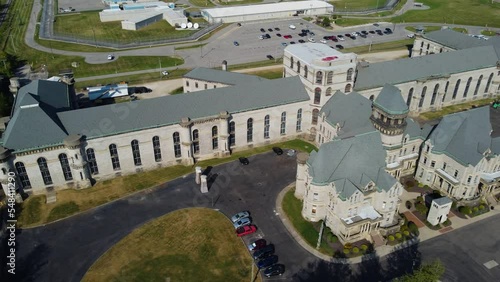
[[427, 197, 452, 226]]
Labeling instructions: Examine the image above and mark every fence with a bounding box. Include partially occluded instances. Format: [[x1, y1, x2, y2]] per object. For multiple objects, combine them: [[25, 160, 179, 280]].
[[38, 0, 223, 49]]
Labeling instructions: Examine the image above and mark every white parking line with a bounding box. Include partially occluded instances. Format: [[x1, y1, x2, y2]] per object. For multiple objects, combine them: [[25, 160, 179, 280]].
[[483, 260, 499, 269]]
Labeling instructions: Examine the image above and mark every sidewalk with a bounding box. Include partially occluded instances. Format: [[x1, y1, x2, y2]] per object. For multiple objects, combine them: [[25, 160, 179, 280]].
[[275, 183, 500, 264]]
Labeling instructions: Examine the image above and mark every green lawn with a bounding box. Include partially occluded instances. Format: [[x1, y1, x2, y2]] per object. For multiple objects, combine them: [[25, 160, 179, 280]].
[[219, 0, 263, 5], [452, 27, 468, 33], [419, 98, 496, 121], [330, 0, 383, 10], [83, 208, 260, 282], [342, 39, 413, 54], [247, 69, 283, 79], [391, 0, 500, 28], [170, 86, 184, 94], [405, 26, 443, 33], [282, 189, 334, 256], [481, 30, 497, 36], [54, 12, 197, 44], [188, 0, 216, 7]]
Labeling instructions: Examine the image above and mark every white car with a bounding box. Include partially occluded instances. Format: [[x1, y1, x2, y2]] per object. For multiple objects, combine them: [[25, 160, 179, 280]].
[[107, 54, 114, 60], [308, 38, 316, 43], [289, 24, 296, 30], [231, 211, 250, 222], [233, 217, 252, 229], [339, 37, 345, 41], [161, 71, 169, 76], [407, 33, 415, 38], [320, 39, 327, 44]]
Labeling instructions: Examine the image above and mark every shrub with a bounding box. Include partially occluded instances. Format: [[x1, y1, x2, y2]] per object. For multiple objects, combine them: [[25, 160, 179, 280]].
[[416, 196, 423, 203], [443, 219, 451, 227], [344, 243, 353, 249], [360, 244, 368, 251], [415, 202, 428, 215], [458, 206, 472, 215], [405, 200, 412, 209], [432, 189, 441, 196], [343, 248, 350, 255], [403, 230, 410, 236], [400, 225, 409, 232], [479, 204, 485, 210], [388, 235, 395, 241], [352, 247, 359, 254], [472, 206, 479, 213], [408, 221, 419, 236], [451, 201, 457, 209], [405, 180, 415, 188], [327, 232, 338, 243], [395, 232, 402, 239]]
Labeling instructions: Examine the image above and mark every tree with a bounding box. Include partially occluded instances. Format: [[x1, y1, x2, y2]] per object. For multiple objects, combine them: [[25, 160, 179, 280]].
[[394, 260, 445, 282], [322, 17, 331, 27]]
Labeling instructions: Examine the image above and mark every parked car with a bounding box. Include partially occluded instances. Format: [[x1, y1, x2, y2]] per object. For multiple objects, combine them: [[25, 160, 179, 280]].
[[275, 27, 280, 31], [272, 147, 283, 155], [236, 225, 257, 237], [233, 41, 239, 46], [231, 211, 250, 222], [283, 35, 292, 39], [233, 217, 252, 229], [289, 24, 296, 29], [107, 54, 114, 60], [253, 244, 275, 260], [361, 30, 368, 34], [237, 23, 242, 26], [298, 32, 307, 37], [308, 38, 315, 43], [309, 32, 315, 36], [265, 34, 271, 39], [248, 239, 267, 251], [281, 42, 287, 46], [320, 39, 327, 44], [239, 157, 250, 165], [335, 44, 344, 49], [264, 264, 285, 277], [407, 33, 415, 38], [289, 41, 296, 44], [257, 255, 278, 269], [268, 28, 273, 32], [266, 55, 274, 60], [276, 33, 282, 37], [369, 30, 376, 34], [260, 28, 265, 32], [298, 39, 305, 43], [161, 70, 169, 76]]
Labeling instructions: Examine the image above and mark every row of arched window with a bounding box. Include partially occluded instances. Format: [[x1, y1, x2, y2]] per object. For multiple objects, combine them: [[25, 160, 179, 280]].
[[406, 73, 495, 108], [313, 85, 352, 105], [14, 154, 74, 188], [289, 57, 354, 84]]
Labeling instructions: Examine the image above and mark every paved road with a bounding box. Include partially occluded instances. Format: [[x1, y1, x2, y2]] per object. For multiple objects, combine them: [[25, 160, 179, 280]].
[[7, 151, 500, 282]]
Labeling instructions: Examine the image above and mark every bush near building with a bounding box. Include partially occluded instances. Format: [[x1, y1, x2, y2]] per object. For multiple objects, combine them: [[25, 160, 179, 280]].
[[407, 221, 420, 236]]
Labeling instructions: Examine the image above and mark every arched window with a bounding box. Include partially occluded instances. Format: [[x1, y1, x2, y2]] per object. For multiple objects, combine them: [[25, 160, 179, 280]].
[[463, 77, 472, 97], [346, 68, 353, 81], [86, 148, 99, 175], [1, 168, 6, 175], [131, 140, 142, 166], [152, 136, 161, 162], [419, 86, 427, 108], [296, 109, 302, 132], [452, 79, 461, 99], [312, 109, 319, 125], [345, 84, 352, 93], [290, 56, 294, 68], [314, 88, 321, 104], [316, 71, 323, 84], [485, 73, 494, 93], [173, 132, 181, 158], [407, 88, 414, 106], [229, 121, 235, 146], [15, 162, 31, 188], [37, 157, 52, 185], [280, 112, 287, 135], [297, 61, 301, 73], [325, 87, 332, 96], [264, 115, 270, 139], [212, 126, 218, 150], [192, 129, 200, 154], [474, 75, 483, 96], [109, 144, 121, 170], [59, 153, 73, 181], [327, 71, 333, 84], [369, 95, 375, 101], [247, 118, 253, 143], [443, 81, 449, 102], [430, 84, 439, 105], [304, 65, 308, 79]]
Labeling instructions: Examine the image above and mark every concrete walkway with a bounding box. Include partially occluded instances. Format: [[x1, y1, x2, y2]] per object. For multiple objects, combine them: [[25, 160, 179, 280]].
[[276, 183, 500, 264]]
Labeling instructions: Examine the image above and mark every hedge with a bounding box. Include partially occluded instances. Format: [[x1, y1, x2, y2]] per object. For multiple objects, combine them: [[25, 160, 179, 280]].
[[408, 221, 420, 236], [343, 248, 350, 254], [352, 247, 359, 254], [388, 235, 395, 241], [361, 244, 368, 251], [403, 230, 410, 236], [395, 232, 402, 239], [459, 206, 472, 214]]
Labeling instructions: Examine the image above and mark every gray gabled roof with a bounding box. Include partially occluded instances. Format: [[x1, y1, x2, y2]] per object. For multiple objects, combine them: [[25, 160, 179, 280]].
[[320, 91, 375, 138], [354, 45, 500, 91], [184, 67, 268, 86], [373, 84, 409, 115], [404, 118, 422, 139], [307, 131, 396, 199], [433, 196, 452, 206], [423, 29, 499, 50], [14, 80, 71, 111], [428, 106, 492, 166], [2, 76, 309, 151]]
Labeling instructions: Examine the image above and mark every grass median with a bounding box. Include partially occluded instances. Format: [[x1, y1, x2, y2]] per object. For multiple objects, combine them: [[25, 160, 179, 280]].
[[342, 39, 413, 54], [83, 208, 260, 282], [419, 98, 496, 121], [17, 139, 317, 227]]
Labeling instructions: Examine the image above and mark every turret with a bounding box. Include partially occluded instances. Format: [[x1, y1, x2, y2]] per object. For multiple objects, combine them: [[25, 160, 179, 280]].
[[295, 152, 310, 199]]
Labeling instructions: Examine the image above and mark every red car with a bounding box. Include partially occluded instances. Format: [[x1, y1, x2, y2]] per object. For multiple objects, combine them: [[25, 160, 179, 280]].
[[236, 225, 257, 237], [283, 35, 292, 39]]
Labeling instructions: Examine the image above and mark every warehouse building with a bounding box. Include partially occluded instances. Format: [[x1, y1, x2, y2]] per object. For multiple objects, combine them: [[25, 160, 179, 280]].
[[201, 0, 334, 23]]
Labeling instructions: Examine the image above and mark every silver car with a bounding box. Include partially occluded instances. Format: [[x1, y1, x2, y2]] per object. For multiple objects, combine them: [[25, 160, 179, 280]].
[[231, 211, 250, 223], [233, 217, 252, 229]]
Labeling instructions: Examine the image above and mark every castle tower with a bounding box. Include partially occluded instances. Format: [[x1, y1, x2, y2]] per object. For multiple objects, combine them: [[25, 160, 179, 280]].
[[295, 152, 310, 199], [370, 84, 409, 147], [63, 134, 92, 189]]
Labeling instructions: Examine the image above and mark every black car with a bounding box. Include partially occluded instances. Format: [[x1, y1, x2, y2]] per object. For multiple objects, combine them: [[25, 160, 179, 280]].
[[361, 30, 368, 34], [272, 147, 283, 155], [257, 255, 278, 269], [239, 157, 249, 165], [260, 28, 265, 32], [385, 27, 392, 31], [265, 34, 271, 39], [275, 27, 280, 31], [268, 28, 273, 32], [369, 30, 375, 34], [264, 264, 285, 277], [276, 33, 282, 37], [134, 86, 152, 93], [237, 23, 242, 26], [266, 55, 274, 60], [335, 44, 344, 49], [253, 244, 275, 260], [375, 29, 382, 33], [310, 32, 315, 36], [359, 34, 367, 38], [298, 33, 307, 37], [298, 39, 305, 43], [290, 41, 296, 44]]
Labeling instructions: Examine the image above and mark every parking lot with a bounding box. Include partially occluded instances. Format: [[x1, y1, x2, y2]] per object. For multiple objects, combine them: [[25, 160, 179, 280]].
[[57, 0, 105, 13]]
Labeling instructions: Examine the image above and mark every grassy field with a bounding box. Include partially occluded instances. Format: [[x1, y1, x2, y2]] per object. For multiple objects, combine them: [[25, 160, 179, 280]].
[[452, 27, 468, 33], [419, 98, 496, 121], [189, 0, 216, 7], [342, 39, 413, 54], [83, 208, 260, 282], [330, 0, 382, 10], [17, 139, 316, 227], [391, 0, 500, 28], [405, 26, 442, 33], [481, 30, 497, 36], [54, 12, 197, 44], [282, 189, 333, 256], [219, 0, 263, 5], [170, 86, 184, 94], [247, 69, 283, 79]]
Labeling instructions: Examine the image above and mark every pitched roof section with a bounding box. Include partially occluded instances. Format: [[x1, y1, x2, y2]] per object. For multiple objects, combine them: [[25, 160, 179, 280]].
[[422, 29, 496, 50], [404, 118, 422, 139], [320, 91, 375, 138], [14, 80, 71, 111], [373, 84, 409, 115], [184, 67, 267, 86], [428, 106, 493, 166], [307, 131, 396, 199], [354, 45, 500, 91]]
